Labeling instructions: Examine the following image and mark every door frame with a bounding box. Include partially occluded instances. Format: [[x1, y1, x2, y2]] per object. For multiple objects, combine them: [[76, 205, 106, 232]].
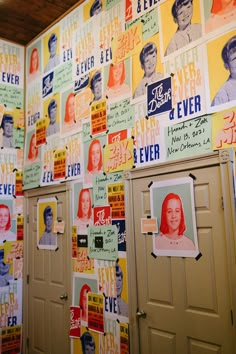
[[124, 150, 236, 354], [22, 182, 72, 354]]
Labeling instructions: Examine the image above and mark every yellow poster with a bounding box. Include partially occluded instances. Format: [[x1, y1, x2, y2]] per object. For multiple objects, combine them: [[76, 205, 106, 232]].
[[212, 108, 236, 149], [103, 138, 134, 173], [112, 23, 143, 64], [53, 148, 66, 180], [36, 118, 47, 146]]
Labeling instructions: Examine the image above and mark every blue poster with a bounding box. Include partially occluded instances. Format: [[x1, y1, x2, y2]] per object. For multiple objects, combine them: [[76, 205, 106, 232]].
[[147, 76, 172, 117]]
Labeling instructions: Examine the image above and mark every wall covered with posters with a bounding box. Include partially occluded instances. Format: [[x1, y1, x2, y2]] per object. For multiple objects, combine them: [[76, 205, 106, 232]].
[[0, 39, 24, 352], [23, 0, 236, 353]]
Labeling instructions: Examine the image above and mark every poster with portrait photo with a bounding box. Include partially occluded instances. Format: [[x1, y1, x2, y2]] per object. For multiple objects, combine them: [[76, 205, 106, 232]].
[[150, 177, 199, 257], [24, 129, 41, 166], [26, 39, 42, 84], [72, 273, 98, 325], [159, 0, 203, 61], [72, 180, 94, 235], [83, 135, 107, 186], [103, 58, 132, 103], [43, 93, 60, 137], [205, 29, 236, 113], [0, 109, 24, 149], [202, 0, 236, 37], [37, 197, 57, 250], [60, 87, 81, 137], [132, 33, 164, 102], [0, 199, 16, 246], [43, 26, 61, 74]]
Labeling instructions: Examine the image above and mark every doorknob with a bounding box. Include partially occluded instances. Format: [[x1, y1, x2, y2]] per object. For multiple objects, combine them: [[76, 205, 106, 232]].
[[136, 310, 147, 318], [60, 293, 68, 300]]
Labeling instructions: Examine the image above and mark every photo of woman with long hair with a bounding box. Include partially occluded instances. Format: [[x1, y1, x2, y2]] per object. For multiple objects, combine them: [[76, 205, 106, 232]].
[[205, 0, 236, 34], [104, 60, 131, 100], [85, 138, 103, 184], [151, 177, 199, 257], [28, 133, 39, 162], [155, 193, 195, 251], [64, 93, 75, 124], [0, 204, 16, 245], [74, 188, 93, 232]]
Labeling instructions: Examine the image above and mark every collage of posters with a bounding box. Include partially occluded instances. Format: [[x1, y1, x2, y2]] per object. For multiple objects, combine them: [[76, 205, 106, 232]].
[[0, 0, 234, 353], [23, 0, 235, 353]]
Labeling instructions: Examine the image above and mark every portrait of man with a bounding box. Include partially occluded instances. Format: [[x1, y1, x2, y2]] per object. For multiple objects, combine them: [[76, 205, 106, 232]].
[[133, 42, 164, 99], [164, 0, 202, 56], [90, 71, 102, 102], [0, 249, 13, 287], [37, 197, 57, 250], [46, 99, 60, 136], [90, 0, 102, 17], [116, 263, 128, 317], [44, 32, 60, 73], [1, 113, 14, 148], [211, 35, 236, 106], [80, 331, 95, 354], [39, 206, 56, 246]]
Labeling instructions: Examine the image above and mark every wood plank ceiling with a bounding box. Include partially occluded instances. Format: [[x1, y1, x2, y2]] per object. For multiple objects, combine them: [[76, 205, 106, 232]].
[[0, 0, 84, 46]]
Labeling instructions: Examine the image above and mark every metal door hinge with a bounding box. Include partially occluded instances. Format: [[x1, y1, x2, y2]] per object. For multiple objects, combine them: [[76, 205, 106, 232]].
[[231, 309, 234, 326], [26, 215, 29, 223], [26, 337, 29, 349], [27, 274, 29, 284], [221, 197, 224, 210]]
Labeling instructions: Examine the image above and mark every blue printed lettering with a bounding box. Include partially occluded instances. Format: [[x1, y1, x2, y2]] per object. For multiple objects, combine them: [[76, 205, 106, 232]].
[[106, 48, 112, 62], [8, 316, 17, 326], [105, 296, 117, 314], [2, 72, 19, 85], [63, 49, 72, 62], [67, 163, 80, 177], [170, 95, 201, 121], [76, 56, 95, 76], [42, 172, 53, 183], [134, 144, 160, 164], [0, 184, 15, 196]]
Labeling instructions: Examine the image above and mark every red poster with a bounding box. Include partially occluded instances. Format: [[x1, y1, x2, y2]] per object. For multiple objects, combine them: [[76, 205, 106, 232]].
[[69, 306, 81, 338], [94, 205, 112, 226], [108, 130, 127, 144]]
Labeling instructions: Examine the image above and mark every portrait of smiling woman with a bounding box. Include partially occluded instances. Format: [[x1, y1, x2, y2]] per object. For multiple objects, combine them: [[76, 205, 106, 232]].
[[104, 60, 131, 100], [85, 138, 103, 185], [205, 0, 236, 34], [0, 204, 16, 245], [28, 133, 39, 162], [155, 193, 195, 251], [151, 177, 199, 257], [74, 188, 93, 233]]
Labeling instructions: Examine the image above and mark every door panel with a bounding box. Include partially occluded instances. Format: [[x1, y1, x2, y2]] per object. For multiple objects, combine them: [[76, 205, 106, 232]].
[[130, 163, 235, 354], [25, 187, 71, 354]]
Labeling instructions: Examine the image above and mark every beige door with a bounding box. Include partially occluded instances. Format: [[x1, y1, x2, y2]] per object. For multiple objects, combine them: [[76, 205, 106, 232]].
[[125, 152, 236, 354], [24, 184, 71, 354]]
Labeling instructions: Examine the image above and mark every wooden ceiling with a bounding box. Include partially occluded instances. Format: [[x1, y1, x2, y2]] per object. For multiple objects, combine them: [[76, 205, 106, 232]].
[[0, 0, 85, 46]]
